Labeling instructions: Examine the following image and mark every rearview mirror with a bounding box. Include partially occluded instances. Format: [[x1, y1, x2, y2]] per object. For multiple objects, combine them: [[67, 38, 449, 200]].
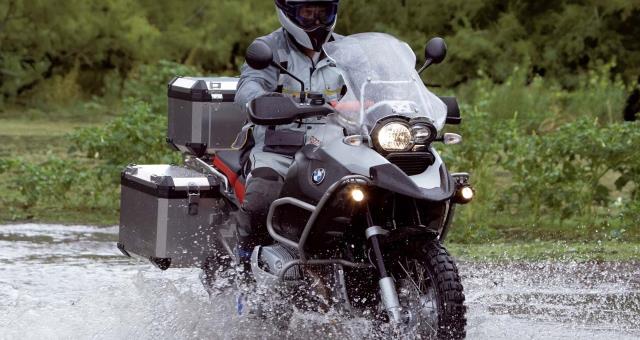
[[425, 37, 447, 64], [418, 37, 448, 74], [245, 40, 273, 70]]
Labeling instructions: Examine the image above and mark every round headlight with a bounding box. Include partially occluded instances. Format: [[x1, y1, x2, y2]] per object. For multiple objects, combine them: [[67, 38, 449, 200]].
[[376, 122, 413, 152]]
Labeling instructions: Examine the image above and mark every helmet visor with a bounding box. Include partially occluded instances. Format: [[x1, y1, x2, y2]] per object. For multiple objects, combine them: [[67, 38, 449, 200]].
[[290, 2, 338, 31]]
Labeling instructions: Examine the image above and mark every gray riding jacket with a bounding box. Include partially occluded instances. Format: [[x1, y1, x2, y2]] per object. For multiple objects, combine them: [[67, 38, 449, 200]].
[[235, 28, 344, 175]]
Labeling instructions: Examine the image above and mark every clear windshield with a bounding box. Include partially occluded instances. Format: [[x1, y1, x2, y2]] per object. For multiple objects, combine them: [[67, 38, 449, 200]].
[[323, 33, 447, 135]]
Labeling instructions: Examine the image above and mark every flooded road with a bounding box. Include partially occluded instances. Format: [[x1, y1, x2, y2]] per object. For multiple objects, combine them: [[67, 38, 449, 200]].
[[0, 224, 638, 339]]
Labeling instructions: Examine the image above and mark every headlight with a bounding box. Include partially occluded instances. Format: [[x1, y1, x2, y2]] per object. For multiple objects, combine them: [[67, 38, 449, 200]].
[[376, 122, 413, 152], [411, 123, 437, 144]]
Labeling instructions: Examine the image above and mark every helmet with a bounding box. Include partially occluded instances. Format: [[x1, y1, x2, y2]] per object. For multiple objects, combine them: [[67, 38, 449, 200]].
[[275, 0, 340, 52]]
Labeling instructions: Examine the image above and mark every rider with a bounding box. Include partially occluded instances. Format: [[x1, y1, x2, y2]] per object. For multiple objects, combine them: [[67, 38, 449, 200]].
[[234, 0, 344, 266]]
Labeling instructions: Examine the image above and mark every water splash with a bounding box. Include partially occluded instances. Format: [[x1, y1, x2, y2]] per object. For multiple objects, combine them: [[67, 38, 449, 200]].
[[0, 224, 638, 339]]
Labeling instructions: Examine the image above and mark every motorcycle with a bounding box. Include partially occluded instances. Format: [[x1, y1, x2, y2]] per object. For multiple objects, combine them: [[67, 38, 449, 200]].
[[118, 32, 473, 339], [203, 32, 471, 338]]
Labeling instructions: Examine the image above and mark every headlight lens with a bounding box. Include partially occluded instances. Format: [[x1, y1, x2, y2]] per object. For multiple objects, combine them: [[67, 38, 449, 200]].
[[411, 124, 436, 144], [376, 122, 412, 151]]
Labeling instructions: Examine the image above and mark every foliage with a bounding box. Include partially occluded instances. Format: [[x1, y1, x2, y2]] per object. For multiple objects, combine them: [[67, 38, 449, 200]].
[[2, 0, 639, 108], [0, 0, 277, 107], [69, 98, 181, 181], [441, 74, 639, 242], [121, 60, 200, 114], [339, 0, 640, 87], [0, 97, 180, 221], [500, 119, 640, 218], [0, 156, 118, 217], [1, 0, 638, 243], [453, 62, 629, 130]]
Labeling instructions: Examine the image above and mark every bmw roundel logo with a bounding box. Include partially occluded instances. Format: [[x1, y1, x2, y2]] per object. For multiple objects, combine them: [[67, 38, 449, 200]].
[[312, 168, 326, 185]]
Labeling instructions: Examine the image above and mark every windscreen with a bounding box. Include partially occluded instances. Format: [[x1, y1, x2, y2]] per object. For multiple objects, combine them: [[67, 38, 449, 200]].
[[323, 33, 447, 134]]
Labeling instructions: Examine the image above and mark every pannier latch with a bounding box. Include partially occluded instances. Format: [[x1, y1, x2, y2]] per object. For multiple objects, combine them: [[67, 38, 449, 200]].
[[187, 182, 200, 216]]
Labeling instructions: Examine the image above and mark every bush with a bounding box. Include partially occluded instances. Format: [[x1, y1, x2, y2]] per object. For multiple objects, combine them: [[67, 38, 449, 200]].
[[122, 60, 200, 115], [0, 97, 181, 219], [0, 156, 117, 214], [442, 78, 639, 242], [500, 119, 640, 219], [69, 98, 181, 181]]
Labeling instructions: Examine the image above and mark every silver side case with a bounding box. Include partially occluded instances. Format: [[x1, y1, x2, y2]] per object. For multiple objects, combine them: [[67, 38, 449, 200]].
[[118, 164, 221, 269]]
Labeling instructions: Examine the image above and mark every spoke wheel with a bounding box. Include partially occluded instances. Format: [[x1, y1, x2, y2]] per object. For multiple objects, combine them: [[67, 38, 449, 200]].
[[388, 239, 466, 339], [396, 258, 440, 336]]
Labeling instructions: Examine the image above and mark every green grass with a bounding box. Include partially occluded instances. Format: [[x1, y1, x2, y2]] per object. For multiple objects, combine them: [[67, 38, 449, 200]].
[[0, 119, 92, 161], [0, 114, 117, 225], [0, 205, 117, 226], [0, 118, 97, 136], [448, 241, 640, 262]]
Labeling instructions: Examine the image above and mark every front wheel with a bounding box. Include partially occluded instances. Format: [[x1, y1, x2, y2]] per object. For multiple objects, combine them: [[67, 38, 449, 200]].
[[389, 239, 466, 339]]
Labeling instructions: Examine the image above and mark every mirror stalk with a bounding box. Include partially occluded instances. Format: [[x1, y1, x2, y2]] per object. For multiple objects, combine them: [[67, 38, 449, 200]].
[[418, 37, 447, 75], [417, 59, 433, 75], [270, 61, 307, 103]]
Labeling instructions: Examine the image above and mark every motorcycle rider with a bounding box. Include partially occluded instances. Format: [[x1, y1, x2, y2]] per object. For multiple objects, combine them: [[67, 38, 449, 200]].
[[233, 0, 344, 267]]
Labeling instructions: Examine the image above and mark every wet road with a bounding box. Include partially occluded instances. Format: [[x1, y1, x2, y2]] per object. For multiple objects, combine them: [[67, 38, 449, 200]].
[[0, 224, 638, 339]]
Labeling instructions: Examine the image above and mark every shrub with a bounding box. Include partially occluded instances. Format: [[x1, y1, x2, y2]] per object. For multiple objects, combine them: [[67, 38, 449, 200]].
[[443, 84, 639, 242], [69, 98, 181, 181], [0, 156, 115, 212], [500, 119, 640, 220], [122, 60, 200, 115]]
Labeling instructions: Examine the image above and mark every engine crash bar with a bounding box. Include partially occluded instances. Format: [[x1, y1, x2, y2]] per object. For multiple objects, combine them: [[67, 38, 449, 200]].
[[266, 174, 373, 262]]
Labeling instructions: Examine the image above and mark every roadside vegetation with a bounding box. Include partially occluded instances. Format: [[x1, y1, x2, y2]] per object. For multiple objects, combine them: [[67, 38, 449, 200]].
[[0, 1, 638, 256]]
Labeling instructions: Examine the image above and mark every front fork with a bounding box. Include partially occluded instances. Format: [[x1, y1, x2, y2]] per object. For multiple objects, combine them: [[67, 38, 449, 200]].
[[365, 209, 406, 324]]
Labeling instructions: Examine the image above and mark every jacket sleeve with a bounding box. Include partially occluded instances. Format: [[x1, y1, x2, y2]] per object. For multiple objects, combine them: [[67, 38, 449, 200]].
[[235, 61, 280, 110]]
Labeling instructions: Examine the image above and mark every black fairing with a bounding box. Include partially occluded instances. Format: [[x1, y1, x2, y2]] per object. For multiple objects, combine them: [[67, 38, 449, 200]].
[[272, 144, 353, 247], [280, 144, 352, 204], [369, 162, 455, 202]]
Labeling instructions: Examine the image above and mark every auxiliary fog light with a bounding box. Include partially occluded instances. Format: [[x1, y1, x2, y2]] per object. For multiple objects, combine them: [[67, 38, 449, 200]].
[[454, 185, 475, 204], [461, 186, 474, 200], [351, 188, 365, 202]]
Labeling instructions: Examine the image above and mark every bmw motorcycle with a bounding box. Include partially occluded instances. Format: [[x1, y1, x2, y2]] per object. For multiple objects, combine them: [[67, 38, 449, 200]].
[[197, 33, 473, 339]]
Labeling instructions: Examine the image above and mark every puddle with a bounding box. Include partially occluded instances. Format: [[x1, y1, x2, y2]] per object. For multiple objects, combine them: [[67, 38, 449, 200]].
[[0, 224, 638, 339]]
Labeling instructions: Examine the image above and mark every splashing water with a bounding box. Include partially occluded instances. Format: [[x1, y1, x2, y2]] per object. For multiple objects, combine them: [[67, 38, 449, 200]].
[[0, 224, 638, 339]]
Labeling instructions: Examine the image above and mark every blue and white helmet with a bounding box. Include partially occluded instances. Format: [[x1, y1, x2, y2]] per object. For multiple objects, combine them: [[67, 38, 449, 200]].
[[275, 0, 340, 52]]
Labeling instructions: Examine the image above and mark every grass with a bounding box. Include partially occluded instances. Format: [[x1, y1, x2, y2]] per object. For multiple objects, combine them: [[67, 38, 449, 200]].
[[0, 119, 92, 161], [448, 241, 640, 262], [0, 205, 117, 227], [0, 119, 97, 136], [0, 112, 117, 225]]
